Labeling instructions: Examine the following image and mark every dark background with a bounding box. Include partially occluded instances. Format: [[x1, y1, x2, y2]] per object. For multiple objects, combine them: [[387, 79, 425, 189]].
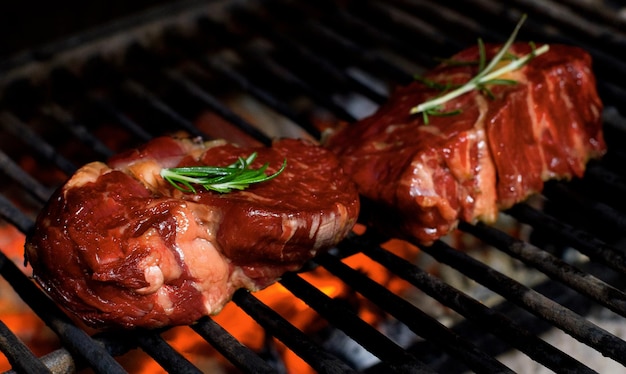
[[0, 1, 176, 60], [2, 1, 625, 63]]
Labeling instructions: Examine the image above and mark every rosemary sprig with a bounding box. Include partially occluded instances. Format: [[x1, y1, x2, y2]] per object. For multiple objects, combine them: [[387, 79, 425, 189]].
[[160, 153, 287, 194], [409, 15, 550, 122]]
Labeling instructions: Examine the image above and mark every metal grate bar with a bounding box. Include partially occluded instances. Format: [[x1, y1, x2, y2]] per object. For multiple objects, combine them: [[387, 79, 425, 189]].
[[505, 204, 626, 274], [542, 182, 626, 235], [199, 54, 322, 138], [88, 95, 154, 142], [420, 239, 626, 367], [263, 0, 415, 85], [0, 250, 127, 374], [0, 149, 53, 203], [120, 79, 206, 138], [506, 0, 626, 50], [191, 316, 276, 373], [231, 289, 359, 374], [407, 272, 600, 373], [161, 69, 273, 146], [0, 320, 51, 374], [0, 195, 34, 235], [315, 252, 515, 374], [135, 331, 203, 374], [5, 348, 78, 374], [357, 240, 595, 373], [459, 219, 626, 318], [349, 0, 465, 58], [320, 2, 443, 70], [183, 11, 365, 125], [278, 272, 436, 373], [375, 0, 489, 46], [0, 111, 77, 176], [555, 0, 626, 30], [39, 104, 115, 159], [235, 46, 358, 123], [296, 20, 414, 85], [229, 5, 389, 105]]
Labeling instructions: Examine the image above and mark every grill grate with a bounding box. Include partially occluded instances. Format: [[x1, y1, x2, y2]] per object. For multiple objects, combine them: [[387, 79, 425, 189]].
[[2, 0, 626, 372]]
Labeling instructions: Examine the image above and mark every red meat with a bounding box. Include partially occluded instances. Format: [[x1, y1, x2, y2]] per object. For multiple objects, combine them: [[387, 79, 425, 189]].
[[25, 136, 359, 328], [325, 43, 605, 244]]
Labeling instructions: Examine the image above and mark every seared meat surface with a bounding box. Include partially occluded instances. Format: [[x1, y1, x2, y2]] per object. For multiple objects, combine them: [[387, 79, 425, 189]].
[[25, 136, 359, 328], [325, 43, 605, 244]]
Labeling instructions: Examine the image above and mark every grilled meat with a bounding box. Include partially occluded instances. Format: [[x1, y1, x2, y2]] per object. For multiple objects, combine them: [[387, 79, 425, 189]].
[[325, 43, 605, 244], [25, 136, 359, 328]]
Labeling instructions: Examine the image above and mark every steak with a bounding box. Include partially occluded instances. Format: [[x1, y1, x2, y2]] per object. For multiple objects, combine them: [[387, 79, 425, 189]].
[[25, 136, 359, 329], [324, 43, 605, 244]]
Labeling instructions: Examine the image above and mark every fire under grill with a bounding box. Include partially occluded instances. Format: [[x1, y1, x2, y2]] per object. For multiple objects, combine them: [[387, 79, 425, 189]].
[[2, 0, 626, 372]]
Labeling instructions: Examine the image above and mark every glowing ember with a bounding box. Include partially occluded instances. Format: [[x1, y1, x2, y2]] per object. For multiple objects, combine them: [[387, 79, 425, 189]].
[[104, 228, 421, 373], [116, 233, 420, 373], [0, 224, 60, 372], [1, 203, 419, 373]]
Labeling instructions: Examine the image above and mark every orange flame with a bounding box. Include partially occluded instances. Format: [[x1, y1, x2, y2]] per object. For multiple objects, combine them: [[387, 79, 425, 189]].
[[1, 222, 419, 373], [116, 227, 420, 373], [1, 225, 60, 372]]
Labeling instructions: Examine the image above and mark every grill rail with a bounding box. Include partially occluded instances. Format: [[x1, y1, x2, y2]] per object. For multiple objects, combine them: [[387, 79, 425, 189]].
[[3, 0, 626, 373]]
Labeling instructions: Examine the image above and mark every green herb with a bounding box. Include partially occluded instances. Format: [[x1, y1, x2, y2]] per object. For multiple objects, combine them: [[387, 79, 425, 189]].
[[160, 153, 287, 194], [409, 15, 550, 123]]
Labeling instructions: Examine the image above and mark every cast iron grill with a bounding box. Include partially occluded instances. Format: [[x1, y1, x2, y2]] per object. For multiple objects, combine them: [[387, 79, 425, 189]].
[[2, 0, 626, 372]]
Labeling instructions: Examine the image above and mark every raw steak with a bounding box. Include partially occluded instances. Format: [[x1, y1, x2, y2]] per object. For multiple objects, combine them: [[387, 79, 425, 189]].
[[325, 43, 605, 244], [25, 136, 359, 328]]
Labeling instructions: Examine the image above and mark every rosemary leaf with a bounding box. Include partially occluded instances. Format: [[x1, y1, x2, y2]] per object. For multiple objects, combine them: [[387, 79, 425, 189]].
[[160, 152, 287, 194], [409, 15, 550, 119]]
